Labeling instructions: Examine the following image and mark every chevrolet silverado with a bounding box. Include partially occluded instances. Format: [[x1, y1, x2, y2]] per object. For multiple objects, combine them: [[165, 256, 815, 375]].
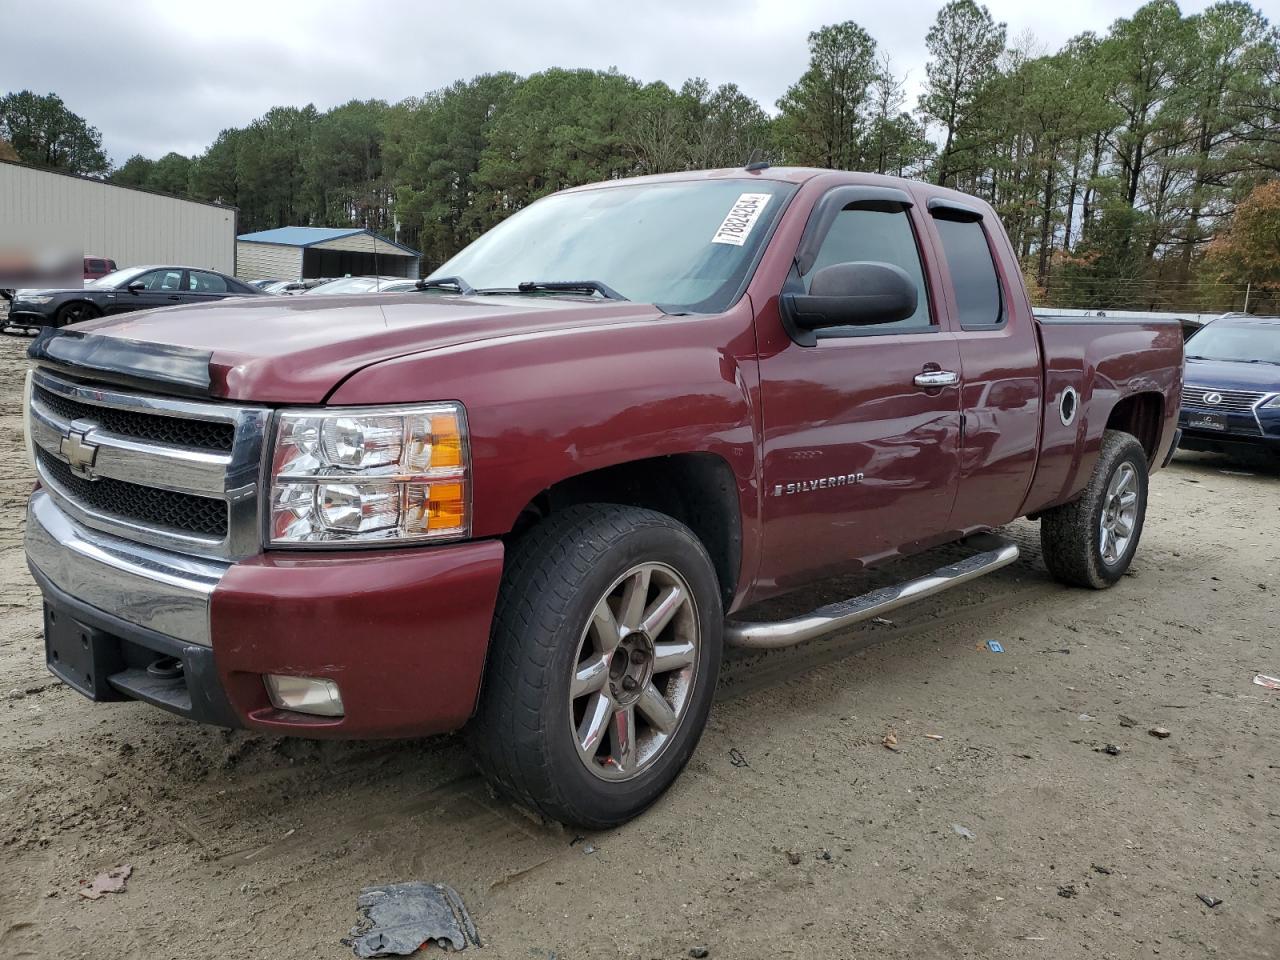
[[23, 166, 1183, 827]]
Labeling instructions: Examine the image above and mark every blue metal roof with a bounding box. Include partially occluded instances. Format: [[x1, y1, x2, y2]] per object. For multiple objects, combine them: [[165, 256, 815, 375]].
[[236, 226, 364, 247], [236, 226, 421, 257]]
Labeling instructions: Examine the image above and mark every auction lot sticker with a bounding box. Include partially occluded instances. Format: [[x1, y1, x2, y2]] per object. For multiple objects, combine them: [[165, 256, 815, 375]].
[[712, 193, 772, 246]]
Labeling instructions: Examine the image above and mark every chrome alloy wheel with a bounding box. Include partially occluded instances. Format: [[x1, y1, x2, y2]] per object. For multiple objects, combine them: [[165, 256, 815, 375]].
[[569, 562, 700, 782], [1099, 462, 1139, 565]]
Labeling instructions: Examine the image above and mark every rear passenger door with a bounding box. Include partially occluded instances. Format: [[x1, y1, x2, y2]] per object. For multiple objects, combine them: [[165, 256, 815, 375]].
[[926, 199, 1043, 532], [182, 270, 234, 305], [756, 186, 963, 592]]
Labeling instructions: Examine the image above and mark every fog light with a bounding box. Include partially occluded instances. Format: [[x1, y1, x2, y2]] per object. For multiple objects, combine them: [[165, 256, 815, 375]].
[[264, 675, 344, 717]]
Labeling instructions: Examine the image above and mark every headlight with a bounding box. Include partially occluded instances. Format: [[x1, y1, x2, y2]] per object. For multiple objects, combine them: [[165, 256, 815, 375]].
[[16, 295, 53, 305], [268, 403, 470, 545], [1265, 395, 1280, 409]]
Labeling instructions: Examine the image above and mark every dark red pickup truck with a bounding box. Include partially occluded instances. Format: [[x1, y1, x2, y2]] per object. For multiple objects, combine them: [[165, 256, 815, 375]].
[[24, 167, 1183, 826]]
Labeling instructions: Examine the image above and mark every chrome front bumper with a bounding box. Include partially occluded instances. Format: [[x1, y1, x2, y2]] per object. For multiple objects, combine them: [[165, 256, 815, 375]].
[[25, 490, 229, 646]]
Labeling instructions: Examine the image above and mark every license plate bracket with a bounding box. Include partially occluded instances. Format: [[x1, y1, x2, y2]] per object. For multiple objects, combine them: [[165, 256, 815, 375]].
[[1187, 412, 1229, 432], [44, 604, 125, 700]]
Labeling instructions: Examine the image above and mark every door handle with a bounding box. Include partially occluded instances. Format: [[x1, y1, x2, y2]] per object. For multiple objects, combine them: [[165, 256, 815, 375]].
[[914, 370, 959, 388], [167, 295, 181, 300]]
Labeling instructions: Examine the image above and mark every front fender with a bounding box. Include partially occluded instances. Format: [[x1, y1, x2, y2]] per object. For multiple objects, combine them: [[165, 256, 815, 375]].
[[326, 299, 764, 551]]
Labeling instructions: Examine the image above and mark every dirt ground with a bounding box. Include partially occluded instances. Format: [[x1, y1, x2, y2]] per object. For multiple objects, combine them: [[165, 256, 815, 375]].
[[0, 331, 1275, 960]]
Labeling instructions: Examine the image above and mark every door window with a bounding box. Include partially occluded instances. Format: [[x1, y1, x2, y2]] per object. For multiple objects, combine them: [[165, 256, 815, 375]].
[[187, 270, 228, 293], [934, 218, 1004, 329], [132, 269, 184, 291], [806, 207, 932, 333]]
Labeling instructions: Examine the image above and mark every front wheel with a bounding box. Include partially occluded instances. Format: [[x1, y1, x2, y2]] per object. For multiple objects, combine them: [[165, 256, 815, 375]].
[[55, 301, 99, 327], [469, 504, 723, 828], [1040, 429, 1149, 589]]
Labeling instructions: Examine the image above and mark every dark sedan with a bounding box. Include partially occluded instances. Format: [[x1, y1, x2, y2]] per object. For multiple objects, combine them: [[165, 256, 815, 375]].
[[6, 265, 262, 329], [1178, 313, 1280, 459]]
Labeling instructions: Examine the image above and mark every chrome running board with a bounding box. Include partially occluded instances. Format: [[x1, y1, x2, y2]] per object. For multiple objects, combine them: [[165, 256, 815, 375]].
[[724, 536, 1020, 650]]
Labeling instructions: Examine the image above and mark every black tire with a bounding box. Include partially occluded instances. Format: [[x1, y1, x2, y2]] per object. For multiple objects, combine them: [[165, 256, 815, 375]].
[[1040, 429, 1149, 589], [55, 301, 99, 327], [469, 504, 723, 828]]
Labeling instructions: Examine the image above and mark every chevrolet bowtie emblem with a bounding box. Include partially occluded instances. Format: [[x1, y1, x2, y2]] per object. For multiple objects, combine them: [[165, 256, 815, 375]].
[[60, 427, 100, 480]]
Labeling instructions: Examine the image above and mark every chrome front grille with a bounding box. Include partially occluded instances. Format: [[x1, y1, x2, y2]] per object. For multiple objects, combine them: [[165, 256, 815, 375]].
[[35, 448, 229, 538], [26, 368, 270, 559], [33, 383, 236, 452], [1182, 384, 1269, 412]]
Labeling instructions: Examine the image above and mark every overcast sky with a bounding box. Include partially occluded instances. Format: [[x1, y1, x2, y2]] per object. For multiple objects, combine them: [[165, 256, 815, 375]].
[[1, 0, 1227, 166]]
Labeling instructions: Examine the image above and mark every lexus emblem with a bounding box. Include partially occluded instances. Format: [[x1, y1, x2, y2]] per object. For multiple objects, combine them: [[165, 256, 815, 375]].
[[60, 427, 100, 480], [1203, 392, 1223, 405]]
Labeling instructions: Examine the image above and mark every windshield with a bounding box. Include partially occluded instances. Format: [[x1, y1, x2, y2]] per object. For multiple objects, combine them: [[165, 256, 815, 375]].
[[1187, 322, 1280, 364], [430, 178, 796, 313], [89, 266, 148, 289]]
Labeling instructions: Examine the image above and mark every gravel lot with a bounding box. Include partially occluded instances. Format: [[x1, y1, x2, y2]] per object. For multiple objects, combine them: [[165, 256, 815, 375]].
[[0, 332, 1276, 960]]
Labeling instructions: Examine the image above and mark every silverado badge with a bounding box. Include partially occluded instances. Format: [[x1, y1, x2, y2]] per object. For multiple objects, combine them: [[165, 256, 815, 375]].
[[772, 472, 864, 496]]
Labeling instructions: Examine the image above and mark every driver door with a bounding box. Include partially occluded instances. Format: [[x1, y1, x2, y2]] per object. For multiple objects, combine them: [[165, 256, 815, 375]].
[[106, 268, 184, 314], [754, 189, 962, 594]]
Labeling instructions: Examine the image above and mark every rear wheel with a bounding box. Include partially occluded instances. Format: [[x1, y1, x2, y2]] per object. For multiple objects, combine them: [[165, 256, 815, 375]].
[[469, 504, 722, 828], [54, 301, 99, 327], [1040, 429, 1149, 588]]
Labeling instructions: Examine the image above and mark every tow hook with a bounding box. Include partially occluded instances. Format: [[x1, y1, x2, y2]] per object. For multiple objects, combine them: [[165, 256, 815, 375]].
[[146, 656, 184, 681]]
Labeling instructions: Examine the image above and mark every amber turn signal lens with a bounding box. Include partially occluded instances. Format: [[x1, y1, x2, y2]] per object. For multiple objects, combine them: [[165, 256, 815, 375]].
[[404, 481, 468, 537], [429, 414, 464, 469]]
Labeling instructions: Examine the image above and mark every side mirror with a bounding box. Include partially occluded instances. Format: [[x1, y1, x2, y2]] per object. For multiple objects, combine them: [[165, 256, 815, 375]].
[[781, 261, 918, 345], [126, 280, 146, 293]]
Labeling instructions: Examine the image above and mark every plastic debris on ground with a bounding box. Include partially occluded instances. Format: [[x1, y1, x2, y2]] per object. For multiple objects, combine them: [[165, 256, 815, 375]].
[[1253, 674, 1280, 691], [952, 824, 976, 841], [986, 640, 1004, 653], [346, 882, 480, 957], [1198, 894, 1223, 908], [882, 728, 899, 751], [79, 865, 132, 900]]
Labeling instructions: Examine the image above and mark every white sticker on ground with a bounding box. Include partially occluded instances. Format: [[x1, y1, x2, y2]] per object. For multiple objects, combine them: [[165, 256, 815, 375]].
[[711, 193, 772, 246]]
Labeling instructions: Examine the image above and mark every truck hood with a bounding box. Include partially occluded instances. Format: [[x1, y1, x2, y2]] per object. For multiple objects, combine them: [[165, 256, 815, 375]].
[[52, 293, 663, 403], [1184, 357, 1280, 393]]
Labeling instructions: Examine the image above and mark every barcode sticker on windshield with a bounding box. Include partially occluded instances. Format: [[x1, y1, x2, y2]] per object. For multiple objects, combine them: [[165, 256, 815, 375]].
[[712, 193, 771, 246]]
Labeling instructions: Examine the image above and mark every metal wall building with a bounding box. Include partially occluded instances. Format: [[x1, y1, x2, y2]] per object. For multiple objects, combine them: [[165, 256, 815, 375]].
[[0, 159, 237, 274], [235, 227, 421, 282]]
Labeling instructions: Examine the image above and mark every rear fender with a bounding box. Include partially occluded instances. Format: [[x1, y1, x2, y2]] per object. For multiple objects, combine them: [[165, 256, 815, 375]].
[[1021, 319, 1182, 515]]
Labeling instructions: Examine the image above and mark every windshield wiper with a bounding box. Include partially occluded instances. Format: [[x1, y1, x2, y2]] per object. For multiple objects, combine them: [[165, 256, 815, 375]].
[[416, 275, 475, 294], [513, 280, 628, 301]]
